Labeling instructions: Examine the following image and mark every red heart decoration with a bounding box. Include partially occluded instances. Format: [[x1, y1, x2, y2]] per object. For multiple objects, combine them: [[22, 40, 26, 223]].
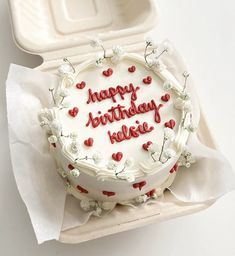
[[145, 189, 156, 197], [102, 68, 113, 77], [164, 119, 176, 129], [84, 137, 94, 147], [77, 185, 88, 194], [76, 81, 86, 89], [143, 76, 152, 84], [68, 107, 79, 117], [68, 164, 74, 170], [142, 141, 152, 151], [161, 93, 170, 102], [132, 181, 147, 190], [170, 163, 179, 173], [112, 152, 123, 161], [128, 65, 136, 73], [102, 191, 116, 197]]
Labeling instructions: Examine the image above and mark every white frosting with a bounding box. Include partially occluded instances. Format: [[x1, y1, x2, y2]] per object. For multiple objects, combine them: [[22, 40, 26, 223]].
[[39, 50, 195, 205]]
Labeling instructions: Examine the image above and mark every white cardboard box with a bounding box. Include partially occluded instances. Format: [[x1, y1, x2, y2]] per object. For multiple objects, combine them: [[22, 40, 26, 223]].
[[8, 0, 217, 244]]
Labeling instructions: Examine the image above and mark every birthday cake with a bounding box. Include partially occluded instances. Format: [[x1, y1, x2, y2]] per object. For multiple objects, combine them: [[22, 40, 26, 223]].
[[38, 38, 196, 214]]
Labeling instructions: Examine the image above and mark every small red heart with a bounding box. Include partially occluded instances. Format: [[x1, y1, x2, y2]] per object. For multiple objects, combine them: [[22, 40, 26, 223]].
[[84, 137, 94, 147], [68, 164, 74, 170], [102, 191, 116, 197], [68, 107, 79, 117], [142, 141, 152, 151], [170, 163, 178, 173], [76, 81, 86, 89], [77, 185, 88, 194], [132, 181, 147, 190], [161, 93, 170, 102], [103, 68, 113, 77], [128, 65, 136, 73], [145, 189, 156, 197], [112, 152, 123, 161], [143, 76, 152, 84], [164, 119, 176, 129]]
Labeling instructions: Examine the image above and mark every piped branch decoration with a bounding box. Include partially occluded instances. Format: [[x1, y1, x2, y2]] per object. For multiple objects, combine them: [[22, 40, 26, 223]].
[[144, 37, 173, 71], [89, 37, 124, 66], [146, 127, 176, 164], [107, 158, 135, 182]]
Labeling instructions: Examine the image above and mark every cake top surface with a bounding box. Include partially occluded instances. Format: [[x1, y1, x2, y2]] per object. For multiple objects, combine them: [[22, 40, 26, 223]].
[[58, 57, 181, 171]]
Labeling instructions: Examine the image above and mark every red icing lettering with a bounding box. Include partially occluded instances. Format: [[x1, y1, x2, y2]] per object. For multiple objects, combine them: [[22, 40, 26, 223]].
[[108, 122, 154, 144], [85, 99, 163, 128], [86, 83, 140, 104]]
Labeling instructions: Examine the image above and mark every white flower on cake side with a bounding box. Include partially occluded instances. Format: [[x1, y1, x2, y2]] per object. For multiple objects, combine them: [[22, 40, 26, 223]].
[[178, 148, 196, 168]]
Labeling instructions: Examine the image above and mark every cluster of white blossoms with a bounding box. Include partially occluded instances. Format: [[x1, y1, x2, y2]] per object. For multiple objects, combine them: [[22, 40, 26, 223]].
[[89, 37, 125, 66], [178, 148, 196, 168], [92, 152, 103, 164], [106, 157, 135, 182], [70, 168, 80, 178], [144, 37, 174, 70], [80, 199, 116, 216]]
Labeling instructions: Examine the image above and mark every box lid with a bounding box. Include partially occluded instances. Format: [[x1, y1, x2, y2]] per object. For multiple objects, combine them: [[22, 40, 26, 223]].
[[8, 0, 159, 66]]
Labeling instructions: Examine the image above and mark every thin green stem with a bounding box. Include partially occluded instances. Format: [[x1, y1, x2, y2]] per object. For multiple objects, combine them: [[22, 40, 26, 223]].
[[159, 137, 167, 162]]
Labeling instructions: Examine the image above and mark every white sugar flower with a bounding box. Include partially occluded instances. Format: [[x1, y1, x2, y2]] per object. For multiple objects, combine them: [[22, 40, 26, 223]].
[[59, 88, 70, 97], [107, 160, 118, 170], [112, 45, 124, 56], [164, 127, 175, 140], [178, 149, 196, 167], [111, 45, 124, 63], [38, 108, 54, 122], [80, 199, 92, 211], [90, 37, 102, 48], [70, 142, 79, 154], [145, 36, 156, 47], [186, 123, 197, 133], [163, 148, 176, 159], [58, 63, 73, 76], [70, 169, 80, 178], [124, 158, 134, 168], [135, 195, 148, 204], [163, 81, 173, 91], [180, 91, 190, 100], [92, 152, 103, 164], [148, 143, 160, 154], [48, 135, 57, 143], [174, 97, 185, 110], [100, 201, 116, 211], [61, 171, 67, 178], [95, 54, 104, 67], [70, 132, 78, 140], [93, 207, 102, 217], [183, 102, 192, 113]]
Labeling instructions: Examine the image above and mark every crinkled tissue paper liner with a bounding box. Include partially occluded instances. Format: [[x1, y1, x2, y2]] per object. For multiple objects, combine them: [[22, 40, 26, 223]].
[[5, 45, 235, 244]]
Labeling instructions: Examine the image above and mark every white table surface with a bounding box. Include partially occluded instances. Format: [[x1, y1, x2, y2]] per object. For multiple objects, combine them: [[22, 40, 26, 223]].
[[1, 0, 235, 255]]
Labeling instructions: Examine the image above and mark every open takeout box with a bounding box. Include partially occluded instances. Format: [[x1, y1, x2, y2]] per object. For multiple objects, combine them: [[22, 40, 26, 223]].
[[8, 0, 218, 243]]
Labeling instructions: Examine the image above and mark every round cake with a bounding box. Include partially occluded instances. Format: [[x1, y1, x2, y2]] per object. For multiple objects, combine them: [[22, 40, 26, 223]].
[[39, 39, 196, 213]]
